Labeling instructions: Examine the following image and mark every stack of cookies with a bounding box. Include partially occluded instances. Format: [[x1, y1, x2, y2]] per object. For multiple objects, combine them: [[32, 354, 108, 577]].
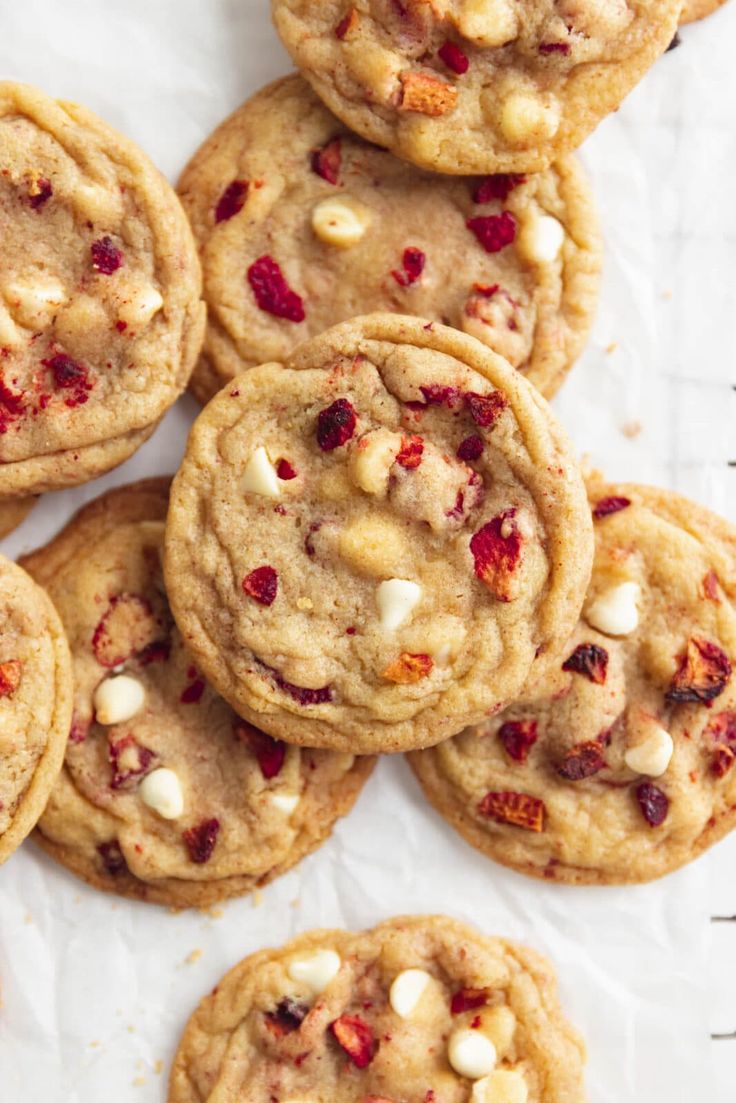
[[1, 2, 732, 1100]]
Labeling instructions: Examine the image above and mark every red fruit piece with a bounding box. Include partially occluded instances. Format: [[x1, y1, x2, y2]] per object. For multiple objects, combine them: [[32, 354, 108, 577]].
[[0, 659, 22, 698], [257, 659, 334, 706], [91, 236, 124, 275], [265, 998, 309, 1037], [41, 353, 94, 407], [312, 138, 342, 185], [69, 710, 91, 745], [182, 818, 221, 863], [235, 721, 286, 779], [592, 496, 631, 520], [712, 744, 735, 779], [702, 569, 721, 602], [467, 212, 517, 253], [392, 246, 426, 287], [317, 397, 357, 450], [457, 434, 484, 462], [180, 679, 206, 704], [562, 643, 608, 685], [498, 719, 538, 764], [665, 637, 732, 704], [396, 434, 424, 469], [138, 640, 171, 665], [539, 41, 571, 54], [464, 391, 507, 428], [92, 594, 162, 668], [97, 840, 127, 876], [335, 7, 359, 38], [470, 509, 522, 602], [419, 384, 461, 408], [248, 255, 305, 322], [108, 735, 157, 790], [705, 710, 736, 746], [636, 782, 669, 827], [276, 458, 297, 480], [557, 741, 606, 781], [331, 1014, 376, 1069], [450, 988, 489, 1014], [478, 790, 545, 832], [215, 179, 248, 223], [27, 176, 53, 210], [0, 376, 26, 433], [243, 565, 279, 607], [382, 652, 433, 684], [473, 175, 526, 204], [438, 40, 469, 74]]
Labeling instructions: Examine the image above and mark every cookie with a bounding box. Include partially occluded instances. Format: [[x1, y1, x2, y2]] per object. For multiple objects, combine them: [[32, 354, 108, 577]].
[[409, 479, 736, 884], [169, 914, 587, 1103], [680, 0, 727, 22], [0, 553, 72, 864], [165, 314, 593, 755], [178, 75, 601, 405], [0, 82, 205, 497], [271, 0, 681, 175], [0, 496, 37, 539], [20, 480, 374, 907]]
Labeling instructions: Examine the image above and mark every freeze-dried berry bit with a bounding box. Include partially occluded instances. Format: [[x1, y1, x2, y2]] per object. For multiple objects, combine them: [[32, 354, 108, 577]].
[[92, 593, 162, 668], [243, 565, 279, 607], [257, 659, 334, 706], [467, 212, 517, 253], [182, 818, 221, 863], [438, 40, 469, 74], [335, 6, 359, 38], [304, 521, 322, 558], [464, 390, 507, 428], [470, 509, 522, 602], [539, 42, 571, 54], [317, 397, 357, 451], [311, 138, 343, 185], [91, 236, 124, 275], [665, 637, 732, 704], [331, 1015, 377, 1069], [498, 719, 538, 764], [636, 782, 669, 827], [41, 353, 94, 407], [265, 998, 309, 1037], [562, 643, 608, 685], [705, 710, 736, 747], [138, 640, 171, 666], [276, 458, 297, 480], [0, 376, 26, 433], [180, 678, 206, 704], [592, 496, 631, 520], [235, 721, 286, 779], [248, 255, 305, 322], [215, 179, 249, 223], [97, 840, 127, 876], [382, 652, 433, 684], [27, 176, 53, 210], [69, 711, 91, 745], [396, 434, 424, 469], [108, 735, 157, 790], [473, 174, 526, 204], [702, 569, 721, 602], [0, 659, 22, 698], [457, 434, 484, 462], [450, 988, 489, 1015], [478, 790, 545, 832], [712, 744, 735, 779], [392, 246, 426, 287], [419, 383, 461, 408], [557, 741, 606, 781], [472, 282, 500, 298]]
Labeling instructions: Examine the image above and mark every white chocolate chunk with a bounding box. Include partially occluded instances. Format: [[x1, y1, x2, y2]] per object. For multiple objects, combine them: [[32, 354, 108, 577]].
[[74, 182, 124, 224], [389, 968, 431, 1018], [517, 214, 565, 265], [0, 301, 23, 347], [139, 767, 185, 820], [472, 1069, 529, 1103], [270, 792, 300, 814], [499, 92, 560, 144], [93, 674, 146, 725], [118, 285, 164, 327], [624, 728, 673, 777], [5, 276, 67, 327], [586, 581, 640, 637], [312, 196, 372, 248], [448, 1028, 497, 1080], [457, 0, 518, 45], [349, 428, 399, 497], [242, 446, 281, 498], [377, 579, 422, 630], [287, 949, 341, 994]]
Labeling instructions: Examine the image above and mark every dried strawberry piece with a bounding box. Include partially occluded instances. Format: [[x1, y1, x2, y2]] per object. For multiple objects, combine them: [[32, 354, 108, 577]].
[[457, 434, 484, 462], [712, 744, 735, 779], [396, 434, 424, 469], [438, 40, 469, 74], [636, 782, 669, 827], [472, 282, 500, 298], [0, 376, 26, 432], [243, 565, 279, 607], [257, 659, 334, 706], [312, 138, 342, 185], [0, 659, 22, 698], [498, 719, 538, 764], [91, 236, 124, 275], [97, 840, 127, 876], [464, 391, 507, 428], [705, 710, 736, 746], [92, 594, 162, 668], [317, 397, 357, 450], [276, 458, 297, 480], [450, 987, 489, 1014], [331, 1015, 376, 1069], [182, 818, 221, 863], [41, 353, 94, 407], [472, 175, 526, 204], [592, 496, 631, 520], [265, 998, 309, 1037], [336, 7, 359, 37], [467, 212, 517, 253], [248, 256, 305, 322], [478, 790, 545, 832], [27, 176, 53, 210], [392, 247, 426, 287], [419, 384, 461, 408], [470, 509, 522, 602], [108, 735, 157, 790], [180, 678, 205, 704], [557, 741, 606, 781], [215, 179, 248, 223], [382, 652, 433, 684], [702, 569, 721, 602], [562, 643, 608, 685], [235, 721, 286, 779], [665, 637, 732, 704], [539, 41, 571, 54]]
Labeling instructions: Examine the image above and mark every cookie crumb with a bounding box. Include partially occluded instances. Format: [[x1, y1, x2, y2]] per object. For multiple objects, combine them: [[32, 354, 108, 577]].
[[252, 889, 264, 908], [605, 341, 618, 355], [621, 420, 642, 440], [184, 948, 203, 966]]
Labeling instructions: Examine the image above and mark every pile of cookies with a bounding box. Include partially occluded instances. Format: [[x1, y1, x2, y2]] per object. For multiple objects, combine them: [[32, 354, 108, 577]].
[[0, 2, 732, 1100]]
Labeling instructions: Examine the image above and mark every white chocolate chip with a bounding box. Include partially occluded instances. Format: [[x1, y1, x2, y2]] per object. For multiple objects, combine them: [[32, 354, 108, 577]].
[[242, 446, 281, 498], [287, 949, 341, 994], [5, 276, 67, 327], [457, 0, 518, 45], [498, 92, 560, 145], [349, 428, 399, 497], [93, 674, 146, 725], [0, 301, 23, 347], [312, 196, 372, 248], [377, 579, 422, 631], [448, 1028, 497, 1080], [74, 182, 124, 224], [138, 767, 185, 820], [585, 581, 640, 637], [389, 968, 431, 1018], [117, 285, 164, 327], [472, 1069, 529, 1103], [517, 214, 565, 265], [624, 728, 673, 777], [270, 792, 300, 814]]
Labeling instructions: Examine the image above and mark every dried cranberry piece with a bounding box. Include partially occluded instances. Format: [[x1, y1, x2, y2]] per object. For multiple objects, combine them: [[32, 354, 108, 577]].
[[180, 678, 206, 704], [41, 353, 94, 407], [562, 643, 608, 685], [470, 509, 522, 602], [712, 744, 735, 778], [472, 175, 526, 204], [419, 384, 461, 408], [636, 782, 669, 827], [392, 246, 426, 287], [243, 565, 279, 606], [331, 1014, 376, 1069], [312, 138, 342, 185], [257, 659, 334, 707], [457, 434, 484, 462], [592, 496, 631, 520], [464, 391, 507, 428], [450, 988, 489, 1014], [27, 177, 53, 210], [0, 659, 22, 698], [276, 458, 297, 480], [539, 41, 571, 54], [235, 721, 286, 779], [248, 256, 305, 322], [317, 397, 357, 450], [498, 719, 538, 764], [382, 652, 433, 684], [396, 434, 424, 469], [182, 818, 221, 863], [265, 998, 309, 1037], [97, 840, 127, 876], [665, 637, 732, 704], [91, 236, 124, 275], [215, 179, 248, 223], [92, 594, 162, 668], [335, 7, 358, 38], [557, 741, 606, 781], [438, 40, 469, 74], [467, 212, 517, 254], [0, 376, 26, 432], [478, 790, 545, 832], [108, 735, 157, 790]]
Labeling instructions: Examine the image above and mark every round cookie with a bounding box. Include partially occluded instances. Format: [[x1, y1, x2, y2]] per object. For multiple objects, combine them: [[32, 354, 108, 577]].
[[271, 0, 682, 175], [165, 314, 593, 755], [0, 82, 205, 497], [0, 496, 37, 540], [409, 479, 736, 884], [0, 554, 72, 864], [20, 480, 374, 907], [680, 0, 728, 22], [178, 75, 601, 405], [169, 914, 587, 1103]]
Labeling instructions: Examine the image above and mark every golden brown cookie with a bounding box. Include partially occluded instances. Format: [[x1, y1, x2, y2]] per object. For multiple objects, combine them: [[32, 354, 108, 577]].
[[679, 0, 727, 22], [179, 75, 601, 405], [409, 479, 736, 884], [0, 496, 37, 539], [169, 915, 587, 1103], [20, 480, 374, 907]]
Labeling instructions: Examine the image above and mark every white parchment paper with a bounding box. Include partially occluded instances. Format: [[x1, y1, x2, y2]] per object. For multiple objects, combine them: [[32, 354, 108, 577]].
[[2, 2, 735, 1100]]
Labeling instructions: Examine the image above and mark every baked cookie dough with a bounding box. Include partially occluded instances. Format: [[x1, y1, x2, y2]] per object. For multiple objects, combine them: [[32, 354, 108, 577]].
[[0, 81, 205, 497], [20, 480, 374, 907], [409, 479, 736, 884], [169, 914, 587, 1103], [0, 496, 37, 539], [0, 554, 72, 864], [179, 75, 601, 405], [680, 0, 728, 22], [165, 314, 593, 755], [271, 0, 682, 174]]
